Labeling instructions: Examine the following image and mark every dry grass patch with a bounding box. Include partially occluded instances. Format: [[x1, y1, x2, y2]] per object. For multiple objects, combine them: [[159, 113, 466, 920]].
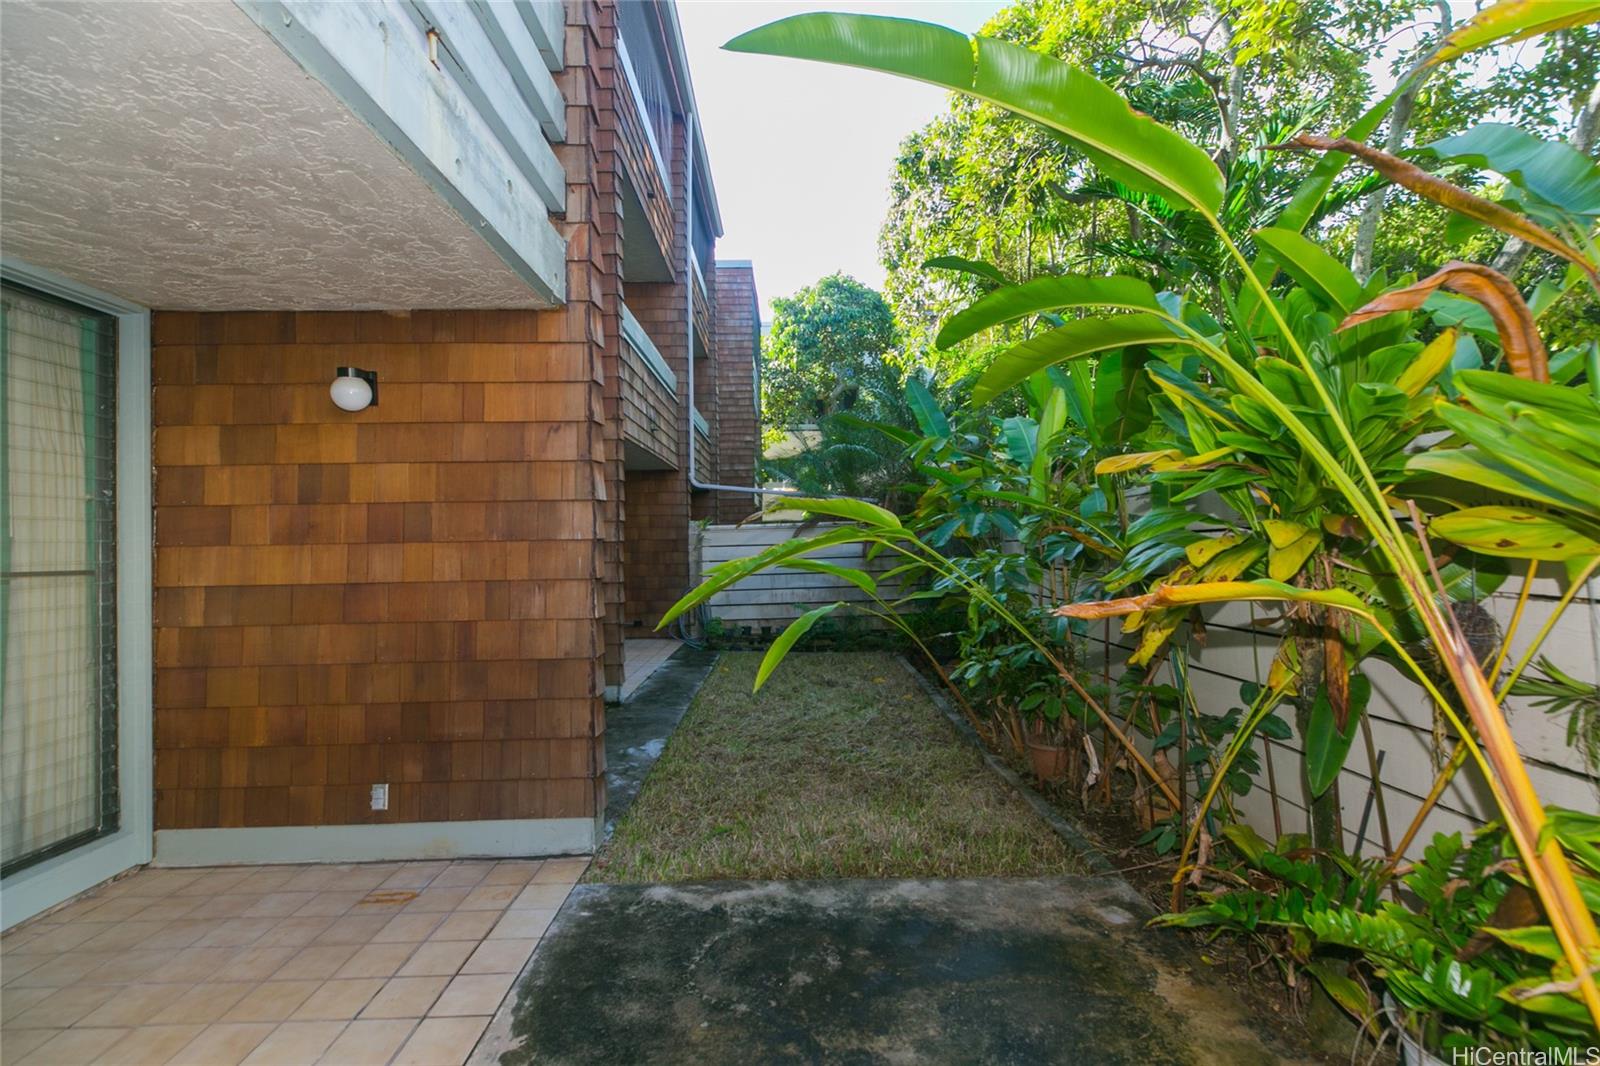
[[589, 652, 1086, 882]]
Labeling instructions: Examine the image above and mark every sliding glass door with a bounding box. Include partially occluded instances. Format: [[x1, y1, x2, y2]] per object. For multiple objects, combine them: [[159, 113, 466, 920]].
[[0, 283, 119, 875]]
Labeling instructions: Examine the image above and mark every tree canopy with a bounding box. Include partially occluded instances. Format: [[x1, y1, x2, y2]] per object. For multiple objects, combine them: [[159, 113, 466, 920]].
[[879, 0, 1600, 374], [759, 273, 916, 500], [762, 272, 900, 428]]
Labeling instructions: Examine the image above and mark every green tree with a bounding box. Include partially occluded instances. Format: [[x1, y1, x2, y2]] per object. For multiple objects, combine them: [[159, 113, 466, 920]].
[[762, 273, 899, 427], [880, 0, 1600, 369], [760, 274, 914, 500]]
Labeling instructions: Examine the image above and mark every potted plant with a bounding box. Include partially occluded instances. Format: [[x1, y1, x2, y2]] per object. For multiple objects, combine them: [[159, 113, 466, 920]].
[[1019, 681, 1071, 783]]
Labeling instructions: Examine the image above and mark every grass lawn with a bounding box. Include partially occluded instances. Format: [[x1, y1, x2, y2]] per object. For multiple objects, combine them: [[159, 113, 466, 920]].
[[589, 651, 1086, 882]]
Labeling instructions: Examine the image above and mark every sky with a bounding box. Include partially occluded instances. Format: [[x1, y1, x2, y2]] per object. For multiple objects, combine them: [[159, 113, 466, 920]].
[[676, 0, 1505, 319], [677, 1, 1003, 316]]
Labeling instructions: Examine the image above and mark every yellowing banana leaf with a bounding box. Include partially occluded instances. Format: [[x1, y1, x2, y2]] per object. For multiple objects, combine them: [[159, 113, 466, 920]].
[[1430, 507, 1600, 562], [1201, 543, 1266, 582], [1151, 446, 1237, 471], [1057, 579, 1365, 619], [1429, 0, 1600, 67], [1095, 449, 1181, 475], [1269, 529, 1322, 581], [1339, 263, 1549, 383], [1395, 328, 1461, 396], [1264, 519, 1311, 548], [1186, 533, 1247, 567], [1130, 611, 1185, 666], [1285, 135, 1600, 298], [1322, 514, 1365, 538], [1268, 642, 1299, 691]]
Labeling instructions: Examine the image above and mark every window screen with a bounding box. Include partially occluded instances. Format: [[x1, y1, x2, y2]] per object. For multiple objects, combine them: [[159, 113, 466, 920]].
[[1, 282, 119, 876]]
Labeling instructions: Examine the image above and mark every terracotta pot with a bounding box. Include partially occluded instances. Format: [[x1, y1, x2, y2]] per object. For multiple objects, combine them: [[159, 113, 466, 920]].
[[1026, 737, 1070, 783]]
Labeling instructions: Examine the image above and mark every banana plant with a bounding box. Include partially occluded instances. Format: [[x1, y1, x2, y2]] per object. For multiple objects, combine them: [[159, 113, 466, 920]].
[[721, 0, 1600, 1025]]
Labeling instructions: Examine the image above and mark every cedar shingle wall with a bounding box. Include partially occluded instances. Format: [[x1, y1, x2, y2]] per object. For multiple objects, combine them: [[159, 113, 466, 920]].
[[712, 263, 760, 523], [151, 311, 605, 830], [621, 110, 691, 630], [149, 0, 627, 831], [572, 0, 626, 693], [618, 341, 678, 465]]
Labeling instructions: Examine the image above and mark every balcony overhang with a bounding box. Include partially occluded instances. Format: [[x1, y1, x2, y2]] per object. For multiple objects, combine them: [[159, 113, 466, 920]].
[[1, 1, 563, 310]]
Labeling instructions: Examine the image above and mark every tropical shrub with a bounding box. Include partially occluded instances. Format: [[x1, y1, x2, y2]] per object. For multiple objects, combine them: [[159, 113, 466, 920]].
[[667, 0, 1600, 1040], [1161, 812, 1600, 1053]]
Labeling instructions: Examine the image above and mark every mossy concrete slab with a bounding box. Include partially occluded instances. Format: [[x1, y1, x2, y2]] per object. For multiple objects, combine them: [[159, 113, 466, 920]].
[[494, 876, 1313, 1065], [602, 646, 717, 837]]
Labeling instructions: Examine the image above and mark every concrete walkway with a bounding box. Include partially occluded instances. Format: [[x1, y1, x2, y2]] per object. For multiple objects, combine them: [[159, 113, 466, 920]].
[[599, 645, 717, 838], [492, 877, 1309, 1065], [475, 650, 1313, 1065]]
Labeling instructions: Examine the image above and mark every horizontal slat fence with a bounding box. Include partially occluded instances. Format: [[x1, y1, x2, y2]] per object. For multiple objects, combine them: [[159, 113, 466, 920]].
[[695, 522, 903, 630]]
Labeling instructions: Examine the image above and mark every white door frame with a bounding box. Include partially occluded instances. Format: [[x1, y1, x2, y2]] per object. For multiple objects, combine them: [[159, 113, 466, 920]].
[[1, 258, 153, 929]]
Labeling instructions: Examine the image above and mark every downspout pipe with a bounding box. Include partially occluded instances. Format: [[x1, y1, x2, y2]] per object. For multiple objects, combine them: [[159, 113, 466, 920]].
[[681, 109, 805, 500]]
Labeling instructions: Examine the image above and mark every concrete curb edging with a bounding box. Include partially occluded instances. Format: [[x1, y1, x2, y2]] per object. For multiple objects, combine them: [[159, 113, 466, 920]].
[[895, 655, 1127, 882]]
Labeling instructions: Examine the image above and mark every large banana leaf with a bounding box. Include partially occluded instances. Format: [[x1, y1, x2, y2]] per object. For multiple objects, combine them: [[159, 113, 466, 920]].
[[905, 378, 951, 438], [1254, 227, 1364, 315], [1057, 579, 1366, 620], [973, 314, 1194, 405], [935, 275, 1160, 349], [1428, 0, 1600, 66], [1425, 123, 1600, 221], [725, 13, 1224, 214], [756, 602, 845, 691]]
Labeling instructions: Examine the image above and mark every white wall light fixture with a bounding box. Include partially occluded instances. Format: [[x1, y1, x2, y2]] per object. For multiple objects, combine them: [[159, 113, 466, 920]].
[[330, 366, 378, 412]]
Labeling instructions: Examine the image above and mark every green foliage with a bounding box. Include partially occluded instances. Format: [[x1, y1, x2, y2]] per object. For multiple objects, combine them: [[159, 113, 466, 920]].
[[877, 0, 1600, 373], [762, 273, 900, 429], [714, 1, 1600, 1039], [1163, 819, 1600, 1051], [759, 273, 914, 499]]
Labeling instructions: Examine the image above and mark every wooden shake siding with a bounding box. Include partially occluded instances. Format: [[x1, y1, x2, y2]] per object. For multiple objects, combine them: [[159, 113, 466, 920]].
[[149, 1, 627, 831], [621, 112, 691, 630], [712, 263, 760, 524], [575, 0, 627, 695], [618, 340, 678, 465]]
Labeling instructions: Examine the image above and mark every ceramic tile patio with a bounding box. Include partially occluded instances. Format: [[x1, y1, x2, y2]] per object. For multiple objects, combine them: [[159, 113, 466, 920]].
[[0, 857, 586, 1065]]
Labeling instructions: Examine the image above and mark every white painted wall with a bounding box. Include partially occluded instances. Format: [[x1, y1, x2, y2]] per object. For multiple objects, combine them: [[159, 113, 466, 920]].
[[1078, 574, 1599, 860]]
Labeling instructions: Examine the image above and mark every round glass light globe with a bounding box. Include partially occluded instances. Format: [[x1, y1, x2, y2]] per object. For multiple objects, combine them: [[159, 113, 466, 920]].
[[330, 375, 372, 412]]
